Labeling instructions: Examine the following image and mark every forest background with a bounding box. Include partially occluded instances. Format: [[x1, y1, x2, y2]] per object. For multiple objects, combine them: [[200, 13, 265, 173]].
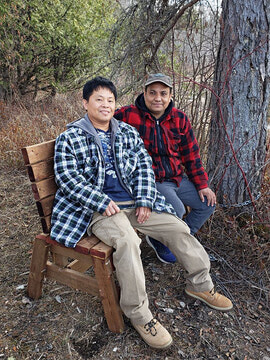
[[0, 0, 269, 359]]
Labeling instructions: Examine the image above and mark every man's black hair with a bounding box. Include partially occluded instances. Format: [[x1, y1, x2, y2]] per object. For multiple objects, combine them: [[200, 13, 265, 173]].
[[83, 76, 117, 101]]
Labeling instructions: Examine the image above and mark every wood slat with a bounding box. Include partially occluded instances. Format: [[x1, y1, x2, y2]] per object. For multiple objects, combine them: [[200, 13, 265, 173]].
[[40, 215, 51, 234], [50, 243, 95, 265], [27, 158, 54, 182], [75, 236, 101, 255], [21, 139, 55, 165], [31, 177, 58, 201], [36, 195, 55, 217], [67, 259, 93, 273], [46, 261, 99, 296], [52, 253, 69, 267], [90, 241, 114, 259], [37, 233, 104, 257]]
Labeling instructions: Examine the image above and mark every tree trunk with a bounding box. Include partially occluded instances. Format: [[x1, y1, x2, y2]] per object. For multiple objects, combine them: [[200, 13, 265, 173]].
[[207, 0, 270, 207]]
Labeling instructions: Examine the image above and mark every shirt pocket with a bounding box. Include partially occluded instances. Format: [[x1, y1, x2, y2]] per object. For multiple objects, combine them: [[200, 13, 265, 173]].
[[164, 129, 182, 153], [120, 150, 138, 177], [82, 156, 99, 183]]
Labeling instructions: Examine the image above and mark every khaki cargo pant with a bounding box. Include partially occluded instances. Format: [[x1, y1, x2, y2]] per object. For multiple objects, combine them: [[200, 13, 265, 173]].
[[89, 209, 213, 326]]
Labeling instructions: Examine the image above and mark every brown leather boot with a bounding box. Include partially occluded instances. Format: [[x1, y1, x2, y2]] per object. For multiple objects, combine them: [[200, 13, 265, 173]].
[[132, 318, 173, 349], [185, 287, 233, 311]]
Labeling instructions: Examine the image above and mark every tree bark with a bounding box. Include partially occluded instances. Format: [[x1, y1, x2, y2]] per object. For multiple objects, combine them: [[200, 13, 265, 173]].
[[207, 0, 270, 207]]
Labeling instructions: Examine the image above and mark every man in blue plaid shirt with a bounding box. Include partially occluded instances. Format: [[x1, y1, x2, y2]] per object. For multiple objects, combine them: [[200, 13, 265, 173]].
[[51, 77, 233, 349]]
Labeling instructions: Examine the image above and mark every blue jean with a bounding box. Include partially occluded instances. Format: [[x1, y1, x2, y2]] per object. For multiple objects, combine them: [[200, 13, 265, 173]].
[[156, 178, 215, 235]]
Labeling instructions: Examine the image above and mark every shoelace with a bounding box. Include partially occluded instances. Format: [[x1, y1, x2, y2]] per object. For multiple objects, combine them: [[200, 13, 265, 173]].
[[144, 319, 158, 336]]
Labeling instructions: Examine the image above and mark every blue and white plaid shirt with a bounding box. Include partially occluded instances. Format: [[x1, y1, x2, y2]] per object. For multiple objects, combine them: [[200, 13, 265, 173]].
[[50, 116, 175, 247]]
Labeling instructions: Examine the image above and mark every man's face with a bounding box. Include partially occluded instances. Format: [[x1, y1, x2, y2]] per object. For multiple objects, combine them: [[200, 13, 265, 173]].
[[83, 87, 115, 130], [144, 82, 172, 119]]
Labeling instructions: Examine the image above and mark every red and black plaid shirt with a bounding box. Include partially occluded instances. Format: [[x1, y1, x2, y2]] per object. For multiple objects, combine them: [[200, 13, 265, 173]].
[[114, 94, 208, 190]]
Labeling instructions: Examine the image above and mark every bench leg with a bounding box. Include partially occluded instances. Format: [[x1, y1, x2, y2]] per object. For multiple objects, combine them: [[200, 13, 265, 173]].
[[27, 236, 49, 299], [52, 253, 69, 267], [92, 255, 124, 333]]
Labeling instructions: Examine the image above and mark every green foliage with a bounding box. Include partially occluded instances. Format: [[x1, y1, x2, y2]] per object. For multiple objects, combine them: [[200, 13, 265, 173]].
[[0, 0, 118, 97]]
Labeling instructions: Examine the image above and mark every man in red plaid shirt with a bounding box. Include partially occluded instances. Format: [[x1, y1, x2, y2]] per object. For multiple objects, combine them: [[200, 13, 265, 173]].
[[114, 73, 216, 264]]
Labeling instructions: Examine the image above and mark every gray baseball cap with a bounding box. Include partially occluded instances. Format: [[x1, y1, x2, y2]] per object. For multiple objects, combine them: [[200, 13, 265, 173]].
[[145, 73, 172, 88]]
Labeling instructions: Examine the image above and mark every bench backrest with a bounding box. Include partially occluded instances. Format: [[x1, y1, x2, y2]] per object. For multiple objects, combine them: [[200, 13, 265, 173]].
[[21, 139, 57, 233]]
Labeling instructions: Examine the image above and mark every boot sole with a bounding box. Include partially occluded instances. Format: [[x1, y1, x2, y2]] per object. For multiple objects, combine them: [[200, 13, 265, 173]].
[[138, 334, 173, 349], [185, 289, 233, 311], [148, 337, 173, 349]]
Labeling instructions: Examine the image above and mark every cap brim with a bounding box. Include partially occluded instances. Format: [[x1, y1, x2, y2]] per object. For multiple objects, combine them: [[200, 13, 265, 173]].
[[145, 80, 172, 88]]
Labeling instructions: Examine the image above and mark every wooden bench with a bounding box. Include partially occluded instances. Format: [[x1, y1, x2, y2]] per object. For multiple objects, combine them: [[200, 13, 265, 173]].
[[21, 139, 124, 333]]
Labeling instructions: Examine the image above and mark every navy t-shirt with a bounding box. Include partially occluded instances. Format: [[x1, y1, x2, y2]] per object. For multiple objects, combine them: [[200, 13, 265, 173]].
[[95, 128, 133, 202]]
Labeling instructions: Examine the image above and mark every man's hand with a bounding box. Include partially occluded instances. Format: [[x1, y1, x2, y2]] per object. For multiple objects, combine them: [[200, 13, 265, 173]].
[[103, 200, 121, 217], [198, 187, 216, 206], [136, 207, 151, 224]]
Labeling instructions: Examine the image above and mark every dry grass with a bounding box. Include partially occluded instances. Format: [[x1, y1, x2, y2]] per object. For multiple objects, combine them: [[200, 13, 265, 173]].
[[0, 92, 83, 169]]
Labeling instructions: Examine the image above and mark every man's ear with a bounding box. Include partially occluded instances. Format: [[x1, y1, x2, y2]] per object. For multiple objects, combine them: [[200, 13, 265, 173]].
[[82, 99, 88, 111]]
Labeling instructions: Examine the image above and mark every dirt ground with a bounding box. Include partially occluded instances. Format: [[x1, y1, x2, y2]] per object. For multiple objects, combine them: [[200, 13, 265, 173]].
[[0, 169, 269, 360]]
